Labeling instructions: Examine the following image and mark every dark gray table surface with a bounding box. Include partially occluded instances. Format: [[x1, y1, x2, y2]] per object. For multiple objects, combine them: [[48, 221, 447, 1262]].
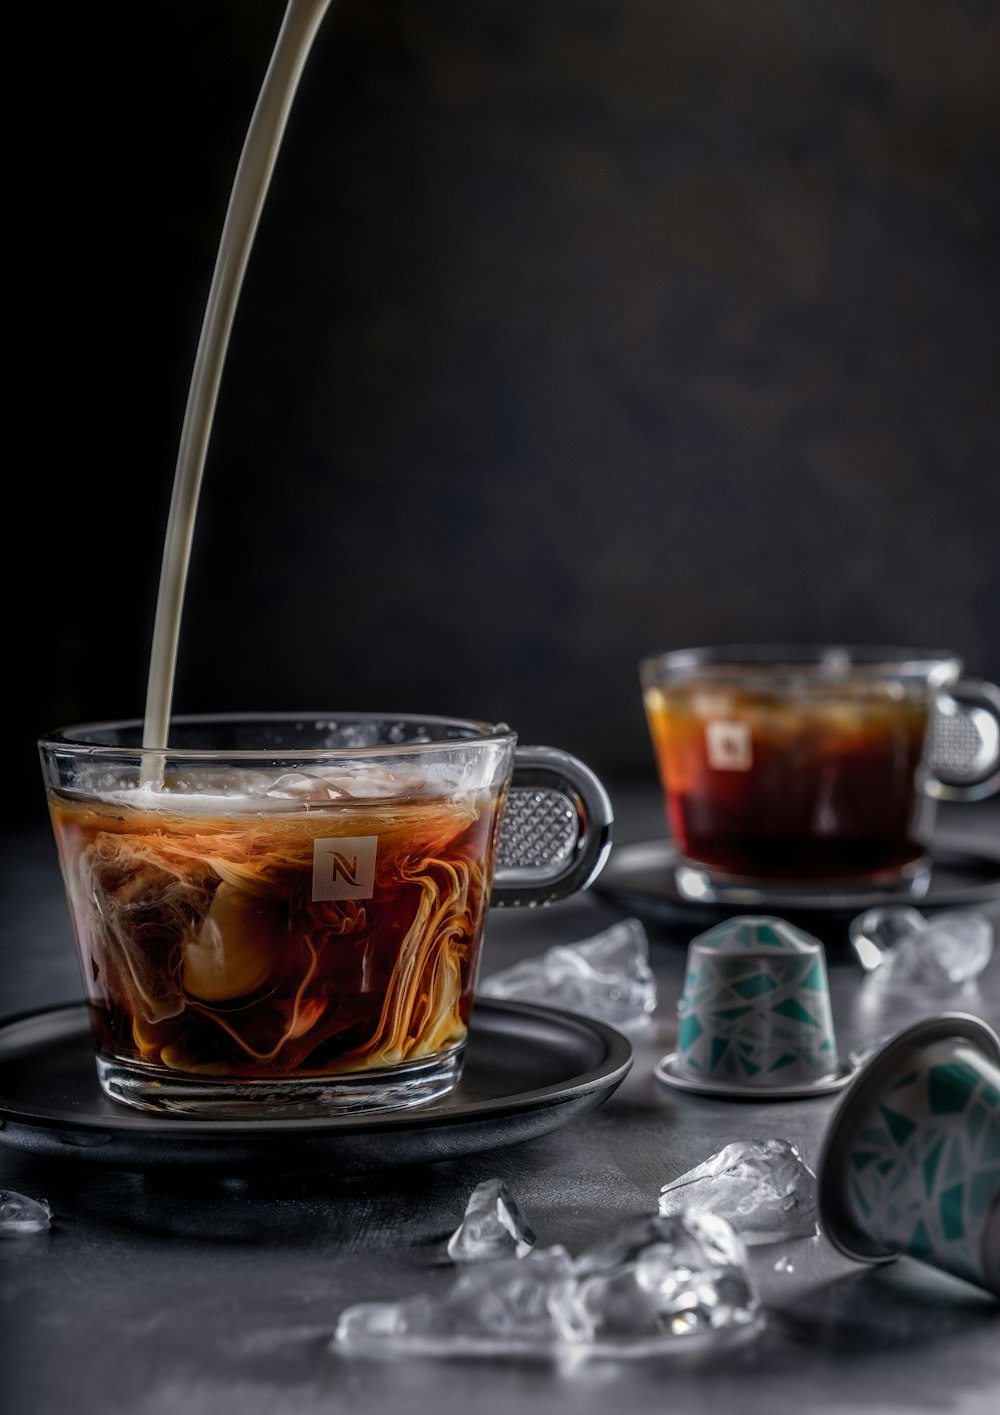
[[2, 787, 999, 1415]]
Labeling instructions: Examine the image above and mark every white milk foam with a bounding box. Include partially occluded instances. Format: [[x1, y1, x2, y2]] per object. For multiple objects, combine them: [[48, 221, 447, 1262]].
[[82, 764, 477, 814]]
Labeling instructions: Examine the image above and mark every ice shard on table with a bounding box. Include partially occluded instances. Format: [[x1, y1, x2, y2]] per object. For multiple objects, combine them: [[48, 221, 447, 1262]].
[[334, 1212, 762, 1359], [571, 1211, 761, 1342], [657, 1138, 820, 1244], [334, 1247, 586, 1354], [0, 1190, 52, 1236], [849, 907, 993, 986], [478, 918, 657, 1029], [447, 1178, 537, 1262]]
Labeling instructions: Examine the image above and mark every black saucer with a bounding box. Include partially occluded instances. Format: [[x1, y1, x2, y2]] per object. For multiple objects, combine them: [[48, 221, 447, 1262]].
[[0, 999, 632, 1174], [593, 835, 1000, 947]]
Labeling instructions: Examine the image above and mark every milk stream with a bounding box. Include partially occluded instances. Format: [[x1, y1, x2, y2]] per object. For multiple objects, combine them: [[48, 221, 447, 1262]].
[[140, 0, 333, 784]]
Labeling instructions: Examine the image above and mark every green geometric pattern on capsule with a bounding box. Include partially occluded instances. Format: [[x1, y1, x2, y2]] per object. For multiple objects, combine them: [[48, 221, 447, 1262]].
[[677, 914, 840, 1090], [772, 996, 821, 1028], [850, 1150, 880, 1173], [878, 1105, 918, 1147], [678, 1015, 704, 1053], [709, 1005, 754, 1022], [690, 915, 823, 954], [754, 922, 793, 948], [851, 1179, 872, 1219], [732, 973, 778, 999], [771, 1026, 802, 1043], [945, 1138, 967, 1184], [909, 1219, 934, 1259], [923, 1138, 944, 1199], [966, 1102, 985, 1150], [969, 1168, 1000, 1229], [939, 1182, 965, 1242], [841, 1039, 1000, 1296], [980, 1117, 1000, 1164], [928, 1062, 979, 1115], [800, 959, 827, 991]]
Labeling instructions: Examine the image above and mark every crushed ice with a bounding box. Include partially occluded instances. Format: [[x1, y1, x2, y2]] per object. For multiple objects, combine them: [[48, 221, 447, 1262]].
[[335, 1247, 585, 1355], [0, 1190, 52, 1236], [657, 1139, 819, 1245], [571, 1211, 760, 1345], [478, 918, 657, 1030], [849, 907, 993, 986], [447, 1178, 537, 1262], [334, 1210, 760, 1359]]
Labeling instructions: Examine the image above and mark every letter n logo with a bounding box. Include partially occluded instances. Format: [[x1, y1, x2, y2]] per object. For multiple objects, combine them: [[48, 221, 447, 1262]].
[[705, 720, 752, 771], [312, 836, 378, 901]]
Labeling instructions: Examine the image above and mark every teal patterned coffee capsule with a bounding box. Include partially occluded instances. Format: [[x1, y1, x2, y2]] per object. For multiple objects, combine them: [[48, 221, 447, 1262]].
[[817, 1013, 1000, 1297], [655, 915, 850, 1100]]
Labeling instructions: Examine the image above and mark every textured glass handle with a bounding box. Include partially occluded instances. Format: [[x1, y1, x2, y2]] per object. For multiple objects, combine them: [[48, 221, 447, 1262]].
[[491, 747, 614, 907], [926, 679, 1000, 802]]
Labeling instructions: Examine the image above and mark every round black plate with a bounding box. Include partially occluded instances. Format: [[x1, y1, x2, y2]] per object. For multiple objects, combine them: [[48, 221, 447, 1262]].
[[593, 835, 1000, 946], [0, 1000, 632, 1173]]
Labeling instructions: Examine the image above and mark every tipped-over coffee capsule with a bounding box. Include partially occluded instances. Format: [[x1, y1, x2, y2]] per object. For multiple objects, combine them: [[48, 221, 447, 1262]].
[[655, 915, 850, 1100], [817, 1013, 1000, 1297]]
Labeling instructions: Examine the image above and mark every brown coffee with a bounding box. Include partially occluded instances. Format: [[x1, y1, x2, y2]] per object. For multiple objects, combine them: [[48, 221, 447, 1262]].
[[47, 777, 504, 1081], [643, 683, 932, 883]]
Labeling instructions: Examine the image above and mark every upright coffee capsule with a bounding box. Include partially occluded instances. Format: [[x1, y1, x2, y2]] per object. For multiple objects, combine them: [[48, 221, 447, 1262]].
[[817, 1013, 1000, 1297], [655, 915, 850, 1100]]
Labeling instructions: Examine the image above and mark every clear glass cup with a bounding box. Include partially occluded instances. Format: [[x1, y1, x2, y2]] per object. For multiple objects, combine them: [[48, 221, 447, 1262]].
[[639, 645, 1000, 903], [38, 713, 613, 1118]]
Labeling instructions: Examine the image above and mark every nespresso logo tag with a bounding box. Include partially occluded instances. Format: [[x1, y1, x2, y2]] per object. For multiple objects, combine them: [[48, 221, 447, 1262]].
[[705, 720, 752, 771], [312, 836, 378, 900]]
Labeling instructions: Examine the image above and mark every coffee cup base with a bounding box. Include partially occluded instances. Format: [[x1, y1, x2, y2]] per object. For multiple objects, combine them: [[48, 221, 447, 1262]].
[[673, 859, 933, 907], [96, 1049, 464, 1119]]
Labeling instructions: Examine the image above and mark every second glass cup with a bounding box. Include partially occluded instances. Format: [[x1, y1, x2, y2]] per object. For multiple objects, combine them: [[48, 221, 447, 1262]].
[[639, 645, 1000, 903], [39, 713, 613, 1118]]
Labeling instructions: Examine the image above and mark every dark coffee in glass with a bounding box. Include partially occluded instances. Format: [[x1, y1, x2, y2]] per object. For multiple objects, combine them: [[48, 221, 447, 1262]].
[[640, 646, 1000, 901]]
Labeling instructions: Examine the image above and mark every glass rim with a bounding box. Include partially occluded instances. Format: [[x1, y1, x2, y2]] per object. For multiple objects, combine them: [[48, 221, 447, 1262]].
[[38, 711, 517, 761], [639, 644, 963, 682]]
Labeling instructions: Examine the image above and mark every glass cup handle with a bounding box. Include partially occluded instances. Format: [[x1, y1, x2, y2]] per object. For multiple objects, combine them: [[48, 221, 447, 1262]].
[[925, 678, 1000, 802], [490, 746, 615, 906]]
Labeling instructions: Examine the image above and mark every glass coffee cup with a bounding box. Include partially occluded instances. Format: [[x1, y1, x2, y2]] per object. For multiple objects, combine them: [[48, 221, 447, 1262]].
[[38, 713, 613, 1118], [639, 646, 1000, 903]]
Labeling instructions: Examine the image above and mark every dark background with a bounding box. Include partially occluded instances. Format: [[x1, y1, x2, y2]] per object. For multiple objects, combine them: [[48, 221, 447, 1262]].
[[13, 0, 1000, 830]]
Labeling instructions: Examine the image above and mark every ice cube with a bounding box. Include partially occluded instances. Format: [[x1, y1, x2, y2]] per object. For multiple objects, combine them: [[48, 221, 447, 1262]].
[[334, 1217, 762, 1359], [264, 771, 349, 802], [334, 1246, 588, 1355], [848, 907, 927, 973], [849, 907, 994, 985], [447, 1178, 537, 1262], [572, 1211, 761, 1341], [478, 918, 657, 1030], [657, 1138, 819, 1244], [0, 1190, 52, 1236]]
